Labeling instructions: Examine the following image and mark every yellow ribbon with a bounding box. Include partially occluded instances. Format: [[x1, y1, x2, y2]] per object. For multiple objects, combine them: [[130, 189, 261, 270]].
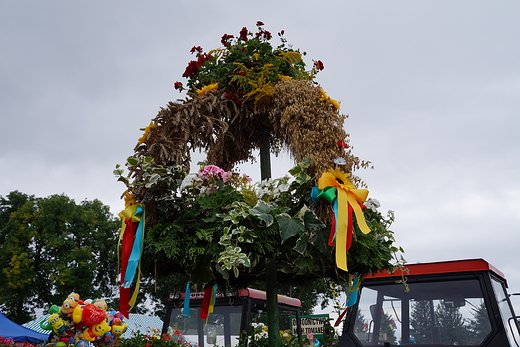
[[318, 170, 371, 271]]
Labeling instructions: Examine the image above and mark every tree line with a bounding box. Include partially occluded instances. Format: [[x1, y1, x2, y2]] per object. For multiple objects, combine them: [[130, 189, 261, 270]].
[[0, 191, 119, 324]]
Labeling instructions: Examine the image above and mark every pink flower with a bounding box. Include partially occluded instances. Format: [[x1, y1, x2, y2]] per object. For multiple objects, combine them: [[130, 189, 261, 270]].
[[222, 171, 233, 183]]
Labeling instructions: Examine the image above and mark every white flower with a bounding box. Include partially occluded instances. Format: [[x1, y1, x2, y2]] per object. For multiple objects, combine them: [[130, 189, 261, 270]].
[[277, 183, 290, 193], [364, 198, 380, 212], [334, 157, 347, 165], [180, 173, 200, 190]]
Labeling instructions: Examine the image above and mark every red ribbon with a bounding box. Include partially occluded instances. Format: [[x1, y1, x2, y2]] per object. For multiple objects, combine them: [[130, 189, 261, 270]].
[[199, 285, 214, 320], [120, 218, 137, 318]]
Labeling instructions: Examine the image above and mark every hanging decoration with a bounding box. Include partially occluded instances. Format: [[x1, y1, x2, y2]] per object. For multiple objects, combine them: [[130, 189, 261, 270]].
[[118, 203, 145, 318], [311, 170, 371, 271]]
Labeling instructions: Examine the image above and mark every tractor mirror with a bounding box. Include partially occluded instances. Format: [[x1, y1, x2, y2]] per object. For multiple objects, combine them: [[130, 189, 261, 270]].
[[444, 296, 465, 308]]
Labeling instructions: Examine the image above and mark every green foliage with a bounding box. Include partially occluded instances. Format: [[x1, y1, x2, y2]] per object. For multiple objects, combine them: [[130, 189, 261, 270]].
[[0, 192, 119, 323], [348, 207, 403, 275], [117, 155, 404, 305]]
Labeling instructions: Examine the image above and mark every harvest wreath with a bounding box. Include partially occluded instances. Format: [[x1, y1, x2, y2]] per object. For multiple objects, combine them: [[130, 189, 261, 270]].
[[115, 22, 404, 317]]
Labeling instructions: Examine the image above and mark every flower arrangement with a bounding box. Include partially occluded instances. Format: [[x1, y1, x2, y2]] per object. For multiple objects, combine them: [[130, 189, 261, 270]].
[[174, 21, 329, 107], [0, 337, 39, 347], [236, 322, 338, 347], [115, 330, 194, 347], [238, 323, 300, 347]]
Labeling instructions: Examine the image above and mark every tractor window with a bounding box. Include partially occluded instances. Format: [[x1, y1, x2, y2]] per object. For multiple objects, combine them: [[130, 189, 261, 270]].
[[491, 277, 520, 347], [353, 279, 491, 346], [165, 305, 243, 346]]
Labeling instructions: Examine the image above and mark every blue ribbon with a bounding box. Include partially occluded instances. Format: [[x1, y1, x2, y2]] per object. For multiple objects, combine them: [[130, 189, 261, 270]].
[[346, 274, 360, 307], [183, 282, 191, 316], [122, 205, 144, 288]]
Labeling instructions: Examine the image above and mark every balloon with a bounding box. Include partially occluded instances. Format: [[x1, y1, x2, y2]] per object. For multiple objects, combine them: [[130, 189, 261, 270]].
[[92, 320, 111, 337], [111, 323, 128, 336], [81, 303, 106, 326], [59, 292, 80, 321], [93, 299, 108, 311], [48, 313, 70, 337], [72, 304, 83, 324]]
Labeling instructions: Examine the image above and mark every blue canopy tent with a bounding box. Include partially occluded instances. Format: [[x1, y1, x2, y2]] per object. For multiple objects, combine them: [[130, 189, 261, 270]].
[[0, 312, 49, 343]]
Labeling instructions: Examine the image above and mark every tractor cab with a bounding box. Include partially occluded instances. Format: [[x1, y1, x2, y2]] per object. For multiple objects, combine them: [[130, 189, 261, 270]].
[[162, 288, 302, 347], [341, 259, 520, 346]]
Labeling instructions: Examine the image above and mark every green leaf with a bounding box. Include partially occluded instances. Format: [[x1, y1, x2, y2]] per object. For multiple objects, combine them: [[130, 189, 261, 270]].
[[294, 233, 310, 254], [202, 210, 217, 223], [127, 157, 139, 166], [113, 169, 124, 176], [309, 228, 331, 255], [295, 172, 311, 184], [277, 213, 304, 244], [145, 173, 160, 188], [250, 200, 274, 227], [288, 165, 302, 176], [302, 207, 326, 231]]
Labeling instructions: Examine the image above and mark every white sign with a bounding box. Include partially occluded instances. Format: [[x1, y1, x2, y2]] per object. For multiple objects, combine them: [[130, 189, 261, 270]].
[[292, 314, 329, 336]]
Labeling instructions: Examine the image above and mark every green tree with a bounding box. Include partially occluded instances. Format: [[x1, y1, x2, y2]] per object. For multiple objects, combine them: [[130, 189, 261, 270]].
[[0, 191, 33, 244], [379, 312, 397, 344], [467, 302, 492, 344], [0, 192, 119, 323], [435, 302, 471, 345], [410, 300, 434, 343]]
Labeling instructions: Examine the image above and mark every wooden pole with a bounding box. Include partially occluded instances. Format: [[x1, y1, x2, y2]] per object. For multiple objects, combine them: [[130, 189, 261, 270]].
[[258, 125, 281, 347]]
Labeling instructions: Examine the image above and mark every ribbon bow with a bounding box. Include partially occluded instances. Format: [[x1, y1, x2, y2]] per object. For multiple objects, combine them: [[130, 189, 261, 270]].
[[312, 170, 371, 271]]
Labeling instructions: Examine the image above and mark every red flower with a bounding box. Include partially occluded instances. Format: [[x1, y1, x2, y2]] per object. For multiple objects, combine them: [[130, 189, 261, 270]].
[[239, 27, 249, 41], [183, 60, 200, 78], [337, 140, 349, 149], [190, 46, 203, 54], [221, 34, 235, 46], [256, 21, 264, 26], [174, 81, 183, 90], [255, 30, 272, 40], [278, 30, 285, 36], [182, 53, 213, 78], [314, 60, 324, 70]]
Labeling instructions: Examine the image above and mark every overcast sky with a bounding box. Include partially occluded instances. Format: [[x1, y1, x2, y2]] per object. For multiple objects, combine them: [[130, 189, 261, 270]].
[[2, 1, 520, 312]]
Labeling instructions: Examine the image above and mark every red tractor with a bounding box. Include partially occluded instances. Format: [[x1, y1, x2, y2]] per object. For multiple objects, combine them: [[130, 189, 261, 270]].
[[162, 288, 302, 346], [340, 258, 520, 346]]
